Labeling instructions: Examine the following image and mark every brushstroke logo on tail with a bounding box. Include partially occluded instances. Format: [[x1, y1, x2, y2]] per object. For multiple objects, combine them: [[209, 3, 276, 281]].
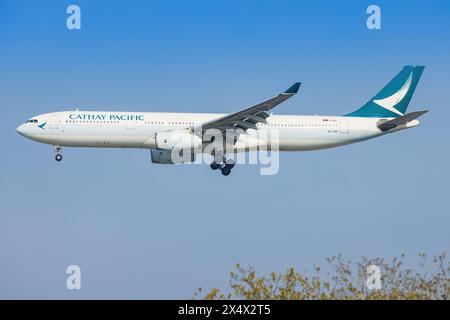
[[373, 72, 413, 116]]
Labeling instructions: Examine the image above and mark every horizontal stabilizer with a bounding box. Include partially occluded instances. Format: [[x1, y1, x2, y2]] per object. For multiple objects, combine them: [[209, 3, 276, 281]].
[[378, 110, 428, 131]]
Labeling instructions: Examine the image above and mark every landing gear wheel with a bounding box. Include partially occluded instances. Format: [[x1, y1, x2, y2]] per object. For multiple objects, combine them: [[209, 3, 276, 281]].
[[55, 154, 63, 162], [221, 166, 231, 176], [224, 160, 235, 169], [210, 162, 221, 170]]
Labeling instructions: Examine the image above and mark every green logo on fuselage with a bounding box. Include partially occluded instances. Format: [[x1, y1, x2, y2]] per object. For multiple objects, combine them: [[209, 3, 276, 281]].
[[68, 113, 145, 121]]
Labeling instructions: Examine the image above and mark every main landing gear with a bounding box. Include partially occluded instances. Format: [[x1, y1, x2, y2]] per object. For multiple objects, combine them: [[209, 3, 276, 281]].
[[54, 145, 63, 162], [210, 156, 235, 176]]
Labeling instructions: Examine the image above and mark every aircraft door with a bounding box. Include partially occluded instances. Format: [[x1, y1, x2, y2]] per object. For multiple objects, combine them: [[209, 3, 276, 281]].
[[49, 116, 59, 129], [339, 119, 349, 133], [127, 119, 137, 130]]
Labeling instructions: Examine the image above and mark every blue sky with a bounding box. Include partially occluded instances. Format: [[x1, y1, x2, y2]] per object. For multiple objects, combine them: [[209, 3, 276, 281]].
[[0, 0, 449, 299]]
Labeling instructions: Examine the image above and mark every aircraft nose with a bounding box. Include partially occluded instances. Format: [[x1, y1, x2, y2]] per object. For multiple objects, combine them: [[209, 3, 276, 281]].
[[16, 124, 26, 136]]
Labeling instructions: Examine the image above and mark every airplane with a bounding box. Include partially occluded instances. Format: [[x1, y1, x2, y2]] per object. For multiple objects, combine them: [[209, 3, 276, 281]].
[[16, 65, 428, 176]]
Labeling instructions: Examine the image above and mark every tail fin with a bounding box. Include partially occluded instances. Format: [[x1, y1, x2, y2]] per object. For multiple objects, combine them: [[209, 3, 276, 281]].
[[346, 65, 425, 118]]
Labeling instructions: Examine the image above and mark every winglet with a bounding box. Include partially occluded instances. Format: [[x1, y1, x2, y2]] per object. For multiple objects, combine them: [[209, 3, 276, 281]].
[[283, 82, 301, 95]]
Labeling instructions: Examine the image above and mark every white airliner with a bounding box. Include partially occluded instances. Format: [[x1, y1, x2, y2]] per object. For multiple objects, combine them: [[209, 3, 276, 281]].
[[17, 66, 427, 176]]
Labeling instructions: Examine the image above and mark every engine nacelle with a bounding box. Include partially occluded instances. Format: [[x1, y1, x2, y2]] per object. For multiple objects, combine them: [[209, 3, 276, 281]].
[[150, 149, 196, 164], [151, 131, 201, 164], [150, 149, 174, 164]]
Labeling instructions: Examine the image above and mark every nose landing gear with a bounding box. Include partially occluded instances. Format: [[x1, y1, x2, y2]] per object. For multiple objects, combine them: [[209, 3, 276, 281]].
[[54, 145, 62, 162]]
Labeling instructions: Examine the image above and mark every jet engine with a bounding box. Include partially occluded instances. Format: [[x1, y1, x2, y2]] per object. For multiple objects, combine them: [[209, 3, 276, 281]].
[[151, 131, 202, 164]]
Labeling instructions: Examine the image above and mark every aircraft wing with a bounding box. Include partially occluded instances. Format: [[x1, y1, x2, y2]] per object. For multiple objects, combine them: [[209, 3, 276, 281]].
[[197, 82, 301, 132]]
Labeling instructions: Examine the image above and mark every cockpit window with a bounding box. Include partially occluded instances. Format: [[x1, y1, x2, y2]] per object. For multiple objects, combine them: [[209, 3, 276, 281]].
[[26, 119, 38, 123]]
